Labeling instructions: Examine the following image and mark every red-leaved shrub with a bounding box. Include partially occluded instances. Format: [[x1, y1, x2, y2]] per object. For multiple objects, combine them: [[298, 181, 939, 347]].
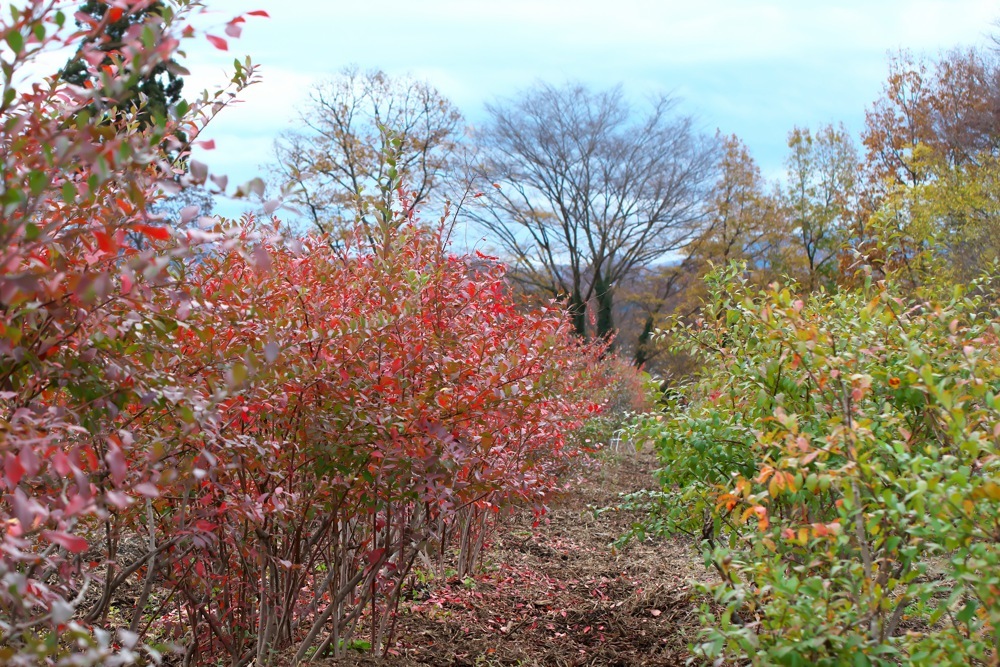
[[0, 3, 604, 664], [136, 212, 604, 664]]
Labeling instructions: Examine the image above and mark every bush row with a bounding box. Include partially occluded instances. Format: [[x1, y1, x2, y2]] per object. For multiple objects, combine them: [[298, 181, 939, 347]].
[[0, 4, 606, 664], [631, 264, 1000, 665]]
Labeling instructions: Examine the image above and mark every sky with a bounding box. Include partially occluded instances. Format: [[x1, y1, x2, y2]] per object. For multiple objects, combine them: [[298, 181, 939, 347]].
[[179, 0, 999, 214]]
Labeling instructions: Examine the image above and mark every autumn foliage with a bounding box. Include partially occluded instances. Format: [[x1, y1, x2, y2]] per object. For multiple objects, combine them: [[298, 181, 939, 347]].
[[0, 3, 603, 665], [613, 36, 1000, 667], [149, 214, 603, 665], [630, 266, 1000, 665]]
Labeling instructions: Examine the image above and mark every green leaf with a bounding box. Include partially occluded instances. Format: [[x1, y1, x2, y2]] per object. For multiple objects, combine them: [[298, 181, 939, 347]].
[[229, 362, 248, 387], [28, 170, 47, 196], [956, 599, 977, 625], [6, 30, 23, 54]]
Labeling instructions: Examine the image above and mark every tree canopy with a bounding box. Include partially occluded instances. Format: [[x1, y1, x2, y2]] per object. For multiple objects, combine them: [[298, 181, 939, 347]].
[[469, 83, 716, 344], [273, 66, 464, 236]]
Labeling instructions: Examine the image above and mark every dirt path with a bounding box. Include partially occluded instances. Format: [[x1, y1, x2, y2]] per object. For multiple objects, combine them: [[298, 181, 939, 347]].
[[331, 449, 709, 666]]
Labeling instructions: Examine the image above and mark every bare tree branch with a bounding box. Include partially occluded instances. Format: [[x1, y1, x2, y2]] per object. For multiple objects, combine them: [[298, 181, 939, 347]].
[[272, 66, 464, 237], [465, 82, 716, 343]]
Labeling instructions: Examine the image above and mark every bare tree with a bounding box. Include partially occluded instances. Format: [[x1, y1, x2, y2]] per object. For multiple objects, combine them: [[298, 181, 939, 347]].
[[467, 83, 715, 342], [785, 123, 859, 290], [274, 65, 464, 235]]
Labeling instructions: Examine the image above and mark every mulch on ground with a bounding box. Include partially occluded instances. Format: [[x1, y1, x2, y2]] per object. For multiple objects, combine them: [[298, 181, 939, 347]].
[[324, 448, 711, 666]]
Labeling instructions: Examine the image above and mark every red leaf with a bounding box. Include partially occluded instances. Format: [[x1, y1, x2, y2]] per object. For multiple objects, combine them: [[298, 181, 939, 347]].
[[108, 7, 123, 22], [196, 139, 216, 150], [44, 530, 89, 553], [135, 224, 170, 241], [206, 34, 228, 51], [5, 452, 24, 487], [65, 493, 88, 516], [246, 10, 270, 16], [95, 229, 116, 253], [52, 450, 72, 477]]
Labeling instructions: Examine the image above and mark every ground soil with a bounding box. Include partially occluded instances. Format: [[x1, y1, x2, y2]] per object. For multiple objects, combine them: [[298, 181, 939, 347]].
[[321, 448, 711, 667]]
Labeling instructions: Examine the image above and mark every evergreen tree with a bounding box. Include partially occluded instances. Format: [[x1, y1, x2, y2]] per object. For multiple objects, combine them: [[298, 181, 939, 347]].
[[62, 1, 184, 129]]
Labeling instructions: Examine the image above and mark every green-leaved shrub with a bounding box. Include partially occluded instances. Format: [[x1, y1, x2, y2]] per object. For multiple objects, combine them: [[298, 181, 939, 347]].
[[630, 264, 1000, 665]]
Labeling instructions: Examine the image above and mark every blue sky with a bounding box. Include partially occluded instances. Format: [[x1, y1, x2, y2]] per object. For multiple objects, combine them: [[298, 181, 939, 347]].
[[183, 0, 998, 210]]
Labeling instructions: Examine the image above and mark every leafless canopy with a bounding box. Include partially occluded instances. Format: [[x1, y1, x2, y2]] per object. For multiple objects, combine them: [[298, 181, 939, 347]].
[[467, 83, 716, 339], [274, 65, 463, 235]]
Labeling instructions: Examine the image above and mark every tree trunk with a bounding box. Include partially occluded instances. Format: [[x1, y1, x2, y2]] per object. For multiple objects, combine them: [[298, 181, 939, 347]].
[[595, 275, 615, 345], [568, 290, 588, 339], [633, 315, 655, 367]]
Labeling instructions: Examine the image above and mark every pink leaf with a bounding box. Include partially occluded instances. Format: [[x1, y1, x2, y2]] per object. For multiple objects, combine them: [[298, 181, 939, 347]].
[[11, 488, 39, 527], [134, 482, 160, 498], [210, 174, 229, 191], [189, 160, 209, 183], [179, 205, 200, 224], [18, 446, 39, 478], [106, 490, 132, 509], [105, 443, 127, 486]]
